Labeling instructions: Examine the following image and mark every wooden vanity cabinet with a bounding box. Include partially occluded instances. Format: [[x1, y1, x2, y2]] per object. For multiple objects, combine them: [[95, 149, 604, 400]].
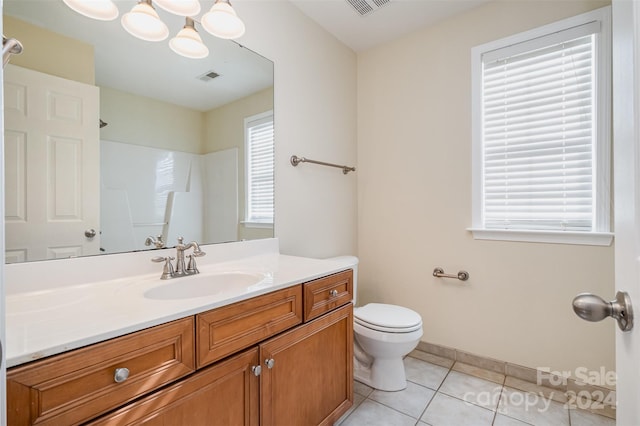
[[7, 270, 354, 426], [91, 304, 353, 426]]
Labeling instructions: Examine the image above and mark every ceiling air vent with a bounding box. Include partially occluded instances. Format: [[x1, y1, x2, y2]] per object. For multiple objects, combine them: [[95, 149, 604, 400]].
[[197, 71, 220, 82], [346, 0, 391, 16]]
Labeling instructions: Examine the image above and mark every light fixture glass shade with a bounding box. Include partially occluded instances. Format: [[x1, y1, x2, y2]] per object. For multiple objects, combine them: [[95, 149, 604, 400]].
[[121, 0, 169, 42], [201, 0, 245, 40], [63, 0, 119, 21], [170, 19, 209, 59], [154, 0, 201, 17]]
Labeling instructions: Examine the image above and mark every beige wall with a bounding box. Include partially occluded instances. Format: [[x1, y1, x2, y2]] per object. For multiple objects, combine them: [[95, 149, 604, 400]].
[[4, 16, 94, 85], [357, 0, 614, 376], [237, 1, 358, 258], [204, 87, 274, 240], [100, 86, 204, 154]]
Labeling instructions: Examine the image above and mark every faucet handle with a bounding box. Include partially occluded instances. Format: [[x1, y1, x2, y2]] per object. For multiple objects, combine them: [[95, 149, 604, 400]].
[[151, 256, 175, 280], [186, 254, 200, 274]]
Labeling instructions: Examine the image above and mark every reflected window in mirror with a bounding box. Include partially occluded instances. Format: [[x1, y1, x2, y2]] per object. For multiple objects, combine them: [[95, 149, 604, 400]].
[[244, 111, 274, 228]]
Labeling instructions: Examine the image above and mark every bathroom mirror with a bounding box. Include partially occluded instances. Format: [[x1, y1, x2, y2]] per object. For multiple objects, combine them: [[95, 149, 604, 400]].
[[3, 0, 274, 264]]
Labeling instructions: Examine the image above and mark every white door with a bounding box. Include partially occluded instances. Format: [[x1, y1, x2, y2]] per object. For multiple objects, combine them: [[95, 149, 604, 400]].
[[612, 0, 640, 423], [3, 65, 100, 262]]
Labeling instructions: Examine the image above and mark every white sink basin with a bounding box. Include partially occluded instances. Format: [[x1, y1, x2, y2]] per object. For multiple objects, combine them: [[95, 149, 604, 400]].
[[144, 272, 265, 300]]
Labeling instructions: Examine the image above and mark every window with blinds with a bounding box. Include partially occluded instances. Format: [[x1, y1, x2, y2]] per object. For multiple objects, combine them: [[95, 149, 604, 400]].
[[245, 111, 274, 226], [471, 7, 612, 245]]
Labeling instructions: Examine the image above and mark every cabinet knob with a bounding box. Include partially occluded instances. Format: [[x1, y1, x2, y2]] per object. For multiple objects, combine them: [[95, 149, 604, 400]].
[[265, 358, 275, 369], [114, 367, 130, 383], [252, 365, 262, 376], [329, 289, 339, 297]]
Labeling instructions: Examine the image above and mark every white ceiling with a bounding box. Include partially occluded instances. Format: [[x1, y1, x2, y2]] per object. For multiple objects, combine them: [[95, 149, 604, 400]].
[[289, 0, 491, 52], [4, 0, 273, 111]]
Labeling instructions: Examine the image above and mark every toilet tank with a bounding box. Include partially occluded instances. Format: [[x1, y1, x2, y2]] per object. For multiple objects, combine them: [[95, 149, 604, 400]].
[[325, 256, 359, 305]]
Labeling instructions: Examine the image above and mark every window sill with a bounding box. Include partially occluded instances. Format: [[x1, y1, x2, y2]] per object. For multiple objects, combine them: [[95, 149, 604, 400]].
[[241, 221, 274, 229], [467, 228, 614, 246]]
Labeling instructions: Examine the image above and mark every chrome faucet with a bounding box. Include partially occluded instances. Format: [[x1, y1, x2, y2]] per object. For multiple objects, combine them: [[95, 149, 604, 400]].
[[151, 237, 206, 279], [144, 235, 165, 248], [174, 237, 205, 276]]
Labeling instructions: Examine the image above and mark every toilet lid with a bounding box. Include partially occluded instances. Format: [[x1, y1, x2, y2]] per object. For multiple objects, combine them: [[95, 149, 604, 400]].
[[354, 303, 422, 332]]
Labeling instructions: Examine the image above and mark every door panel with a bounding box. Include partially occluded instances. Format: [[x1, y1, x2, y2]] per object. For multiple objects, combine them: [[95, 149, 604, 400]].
[[3, 64, 99, 262], [612, 0, 640, 422]]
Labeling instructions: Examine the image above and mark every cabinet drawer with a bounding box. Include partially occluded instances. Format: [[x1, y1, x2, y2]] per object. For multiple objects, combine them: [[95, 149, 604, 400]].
[[89, 347, 260, 426], [197, 285, 302, 368], [7, 317, 195, 426], [303, 270, 353, 322]]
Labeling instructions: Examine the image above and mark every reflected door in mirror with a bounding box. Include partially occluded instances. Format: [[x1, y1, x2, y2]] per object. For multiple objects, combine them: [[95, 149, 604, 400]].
[[4, 65, 100, 263]]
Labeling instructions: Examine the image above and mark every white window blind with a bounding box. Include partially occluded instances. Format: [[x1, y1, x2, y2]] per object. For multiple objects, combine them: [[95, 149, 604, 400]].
[[481, 24, 599, 232], [245, 112, 274, 225]]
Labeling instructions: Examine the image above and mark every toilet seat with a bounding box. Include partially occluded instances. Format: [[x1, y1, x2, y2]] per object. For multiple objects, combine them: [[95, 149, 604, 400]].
[[354, 303, 422, 333]]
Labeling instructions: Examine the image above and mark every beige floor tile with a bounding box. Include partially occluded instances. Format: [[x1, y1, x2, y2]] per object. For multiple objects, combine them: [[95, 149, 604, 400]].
[[340, 399, 416, 426], [439, 370, 503, 411], [369, 381, 436, 419], [335, 393, 366, 426], [354, 379, 374, 397], [567, 396, 616, 421], [453, 362, 505, 385], [569, 409, 616, 426], [404, 356, 450, 390], [569, 407, 616, 426], [492, 414, 533, 426], [498, 387, 569, 426], [421, 392, 494, 426], [409, 350, 455, 369], [504, 376, 567, 403]]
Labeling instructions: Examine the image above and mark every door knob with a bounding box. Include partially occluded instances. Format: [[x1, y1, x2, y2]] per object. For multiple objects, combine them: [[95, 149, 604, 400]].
[[572, 291, 633, 332], [84, 228, 97, 238]]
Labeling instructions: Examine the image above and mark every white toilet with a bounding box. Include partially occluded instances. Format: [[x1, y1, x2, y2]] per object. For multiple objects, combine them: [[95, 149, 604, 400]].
[[327, 256, 423, 392]]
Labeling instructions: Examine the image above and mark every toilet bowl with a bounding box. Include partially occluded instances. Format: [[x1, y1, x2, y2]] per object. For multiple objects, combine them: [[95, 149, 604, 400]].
[[326, 256, 423, 392]]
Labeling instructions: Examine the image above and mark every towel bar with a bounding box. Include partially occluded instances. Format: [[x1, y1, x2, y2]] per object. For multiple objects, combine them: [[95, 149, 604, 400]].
[[433, 267, 469, 281], [290, 155, 355, 175]]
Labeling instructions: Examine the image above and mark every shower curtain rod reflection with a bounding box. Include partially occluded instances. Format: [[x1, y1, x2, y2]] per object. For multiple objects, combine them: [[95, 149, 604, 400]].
[[290, 155, 356, 175]]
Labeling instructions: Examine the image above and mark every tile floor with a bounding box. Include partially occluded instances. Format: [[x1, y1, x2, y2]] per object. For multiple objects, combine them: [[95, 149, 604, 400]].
[[336, 351, 615, 426]]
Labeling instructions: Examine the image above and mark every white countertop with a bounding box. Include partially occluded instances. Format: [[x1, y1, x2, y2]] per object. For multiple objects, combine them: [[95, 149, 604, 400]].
[[5, 239, 356, 367]]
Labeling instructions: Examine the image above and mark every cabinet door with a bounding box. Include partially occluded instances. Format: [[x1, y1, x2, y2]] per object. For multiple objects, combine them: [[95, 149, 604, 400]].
[[89, 348, 260, 426], [260, 304, 353, 426]]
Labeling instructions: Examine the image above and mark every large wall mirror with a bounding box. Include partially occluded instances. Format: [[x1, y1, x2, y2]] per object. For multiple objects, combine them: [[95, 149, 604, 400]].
[[3, 0, 274, 264]]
